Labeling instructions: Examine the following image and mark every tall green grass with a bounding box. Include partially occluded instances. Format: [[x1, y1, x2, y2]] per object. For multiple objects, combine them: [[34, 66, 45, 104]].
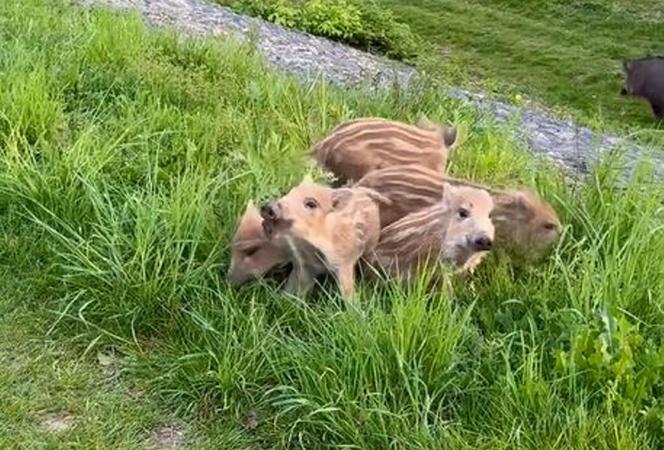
[[1, 0, 663, 447]]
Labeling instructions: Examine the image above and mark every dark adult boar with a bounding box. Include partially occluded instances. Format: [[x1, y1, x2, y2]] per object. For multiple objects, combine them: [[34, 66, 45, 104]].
[[621, 56, 664, 121]]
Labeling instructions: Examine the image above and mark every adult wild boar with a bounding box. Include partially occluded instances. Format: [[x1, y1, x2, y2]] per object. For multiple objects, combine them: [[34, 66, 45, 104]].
[[621, 56, 664, 121]]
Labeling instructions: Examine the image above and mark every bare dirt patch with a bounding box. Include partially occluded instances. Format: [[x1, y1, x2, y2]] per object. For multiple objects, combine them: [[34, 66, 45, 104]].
[[242, 410, 259, 432], [39, 411, 75, 433], [147, 423, 187, 450]]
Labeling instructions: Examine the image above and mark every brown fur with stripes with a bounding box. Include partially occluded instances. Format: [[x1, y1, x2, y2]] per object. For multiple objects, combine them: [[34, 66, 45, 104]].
[[260, 179, 389, 302], [366, 183, 494, 282], [357, 165, 562, 261], [310, 117, 458, 186], [355, 164, 448, 227]]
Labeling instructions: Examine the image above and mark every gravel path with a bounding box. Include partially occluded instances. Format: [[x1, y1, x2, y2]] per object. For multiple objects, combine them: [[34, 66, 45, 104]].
[[80, 0, 664, 181]]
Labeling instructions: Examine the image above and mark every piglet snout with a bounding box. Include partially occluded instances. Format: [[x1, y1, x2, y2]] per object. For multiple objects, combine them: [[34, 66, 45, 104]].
[[260, 203, 278, 221], [473, 236, 493, 251]]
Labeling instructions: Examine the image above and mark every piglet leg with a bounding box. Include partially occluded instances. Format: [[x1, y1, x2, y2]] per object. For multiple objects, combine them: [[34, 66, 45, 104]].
[[336, 264, 356, 303]]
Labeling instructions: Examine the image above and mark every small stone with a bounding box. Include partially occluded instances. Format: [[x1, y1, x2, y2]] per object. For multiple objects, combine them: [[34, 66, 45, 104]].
[[96, 351, 115, 367], [242, 410, 259, 432], [148, 423, 187, 450]]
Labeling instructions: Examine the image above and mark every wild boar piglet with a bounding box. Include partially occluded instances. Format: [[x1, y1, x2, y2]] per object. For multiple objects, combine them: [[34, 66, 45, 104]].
[[488, 189, 562, 261], [355, 164, 562, 261], [260, 179, 387, 302], [227, 201, 290, 287], [367, 183, 495, 283], [310, 117, 458, 186]]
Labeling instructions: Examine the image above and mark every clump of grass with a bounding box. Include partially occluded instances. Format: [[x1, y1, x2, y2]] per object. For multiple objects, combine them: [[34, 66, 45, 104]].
[[1, 0, 663, 448], [219, 0, 422, 60]]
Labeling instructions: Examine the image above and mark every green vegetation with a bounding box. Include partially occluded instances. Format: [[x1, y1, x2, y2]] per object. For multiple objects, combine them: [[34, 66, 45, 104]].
[[0, 272, 216, 448], [218, 0, 421, 59], [380, 0, 664, 135], [220, 0, 664, 139], [1, 0, 663, 448]]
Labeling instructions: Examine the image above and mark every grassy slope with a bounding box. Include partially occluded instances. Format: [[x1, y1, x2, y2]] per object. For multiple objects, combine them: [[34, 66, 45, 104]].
[[1, 0, 663, 448], [382, 0, 664, 138], [0, 297, 157, 449], [0, 227, 226, 447], [0, 262, 196, 450]]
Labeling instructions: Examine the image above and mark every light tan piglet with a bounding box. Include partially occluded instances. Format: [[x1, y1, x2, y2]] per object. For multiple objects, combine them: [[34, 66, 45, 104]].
[[227, 201, 290, 287], [260, 179, 388, 303]]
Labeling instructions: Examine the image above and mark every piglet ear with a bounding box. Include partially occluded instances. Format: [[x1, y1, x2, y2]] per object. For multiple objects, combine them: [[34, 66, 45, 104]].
[[262, 219, 274, 238], [416, 116, 436, 130], [496, 191, 532, 218], [259, 203, 276, 221], [441, 182, 455, 194], [236, 200, 261, 231], [440, 182, 457, 204], [622, 60, 632, 73], [301, 173, 315, 184], [442, 126, 458, 148], [331, 188, 353, 210], [417, 117, 458, 148]]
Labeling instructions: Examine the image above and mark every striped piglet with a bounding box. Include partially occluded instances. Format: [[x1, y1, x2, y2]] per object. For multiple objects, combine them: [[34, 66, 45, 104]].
[[310, 117, 458, 186], [365, 183, 495, 282], [356, 165, 562, 262]]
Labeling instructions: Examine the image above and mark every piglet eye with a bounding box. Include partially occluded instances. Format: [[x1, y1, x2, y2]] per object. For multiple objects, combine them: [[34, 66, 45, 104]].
[[244, 246, 259, 257], [543, 222, 558, 231], [458, 208, 469, 219], [304, 198, 319, 209]]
